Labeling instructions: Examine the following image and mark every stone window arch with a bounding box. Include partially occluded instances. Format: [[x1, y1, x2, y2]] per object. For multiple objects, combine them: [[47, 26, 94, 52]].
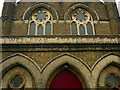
[[28, 8, 53, 35], [70, 8, 95, 35]]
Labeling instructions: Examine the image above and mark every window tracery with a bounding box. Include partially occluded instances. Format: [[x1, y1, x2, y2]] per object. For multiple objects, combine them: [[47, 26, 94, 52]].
[[70, 8, 95, 35], [28, 8, 53, 35], [8, 73, 25, 89], [105, 72, 120, 90]]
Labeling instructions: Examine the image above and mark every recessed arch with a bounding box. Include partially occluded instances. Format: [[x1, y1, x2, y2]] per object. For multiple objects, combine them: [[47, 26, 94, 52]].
[[92, 53, 120, 88], [64, 3, 99, 21], [2, 66, 33, 88], [98, 63, 120, 87], [0, 53, 41, 88], [46, 64, 87, 89], [23, 3, 58, 20], [41, 53, 92, 88]]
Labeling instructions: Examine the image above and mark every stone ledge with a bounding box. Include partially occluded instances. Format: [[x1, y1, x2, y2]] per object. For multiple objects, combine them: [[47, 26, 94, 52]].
[[0, 36, 120, 44]]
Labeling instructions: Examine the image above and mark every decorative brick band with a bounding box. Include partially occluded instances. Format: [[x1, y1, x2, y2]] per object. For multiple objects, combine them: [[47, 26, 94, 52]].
[[0, 36, 119, 44]]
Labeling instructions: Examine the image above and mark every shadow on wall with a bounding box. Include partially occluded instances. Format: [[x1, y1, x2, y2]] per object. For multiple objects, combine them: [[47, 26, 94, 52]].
[[118, 1, 120, 16]]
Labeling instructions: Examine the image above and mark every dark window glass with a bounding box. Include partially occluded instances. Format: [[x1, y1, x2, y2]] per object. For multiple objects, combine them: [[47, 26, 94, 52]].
[[37, 24, 43, 35], [75, 11, 86, 22], [8, 84, 11, 90], [107, 84, 110, 88], [10, 75, 23, 88], [111, 88, 119, 90], [71, 22, 77, 35], [79, 25, 85, 35], [29, 22, 36, 35], [107, 73, 118, 86], [119, 85, 120, 88], [45, 22, 51, 35], [35, 11, 47, 21], [87, 22, 93, 35], [21, 85, 25, 90]]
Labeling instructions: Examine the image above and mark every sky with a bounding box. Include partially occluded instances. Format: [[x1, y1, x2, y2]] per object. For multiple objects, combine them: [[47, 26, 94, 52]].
[[0, 0, 119, 16]]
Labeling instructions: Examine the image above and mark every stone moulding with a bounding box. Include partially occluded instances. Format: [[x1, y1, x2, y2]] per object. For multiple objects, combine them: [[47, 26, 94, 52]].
[[0, 36, 120, 44]]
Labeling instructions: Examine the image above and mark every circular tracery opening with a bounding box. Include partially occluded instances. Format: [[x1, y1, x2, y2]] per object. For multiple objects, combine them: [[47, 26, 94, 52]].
[[32, 9, 50, 23], [72, 9, 89, 23], [8, 73, 25, 89]]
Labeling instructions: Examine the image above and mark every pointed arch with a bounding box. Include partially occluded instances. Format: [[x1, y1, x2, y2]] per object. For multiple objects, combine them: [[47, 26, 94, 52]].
[[41, 53, 92, 88], [92, 53, 120, 71], [0, 53, 41, 87], [92, 53, 120, 88], [98, 64, 120, 87]]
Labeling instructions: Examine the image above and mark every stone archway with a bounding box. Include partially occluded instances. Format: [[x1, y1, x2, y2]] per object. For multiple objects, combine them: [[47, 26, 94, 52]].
[[0, 53, 41, 88], [92, 53, 120, 88], [41, 53, 91, 88]]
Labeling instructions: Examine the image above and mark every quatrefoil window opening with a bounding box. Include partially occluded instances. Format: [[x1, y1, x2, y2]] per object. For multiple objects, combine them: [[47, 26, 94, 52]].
[[28, 8, 53, 35], [105, 72, 120, 90], [8, 73, 25, 89], [70, 8, 95, 35]]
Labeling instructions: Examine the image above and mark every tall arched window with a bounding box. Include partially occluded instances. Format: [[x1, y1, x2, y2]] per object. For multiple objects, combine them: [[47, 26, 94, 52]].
[[105, 72, 120, 89], [28, 8, 53, 35], [70, 8, 95, 35], [8, 73, 26, 89]]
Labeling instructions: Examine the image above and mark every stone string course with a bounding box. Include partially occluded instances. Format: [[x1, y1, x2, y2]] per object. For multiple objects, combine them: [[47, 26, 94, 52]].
[[0, 37, 119, 44]]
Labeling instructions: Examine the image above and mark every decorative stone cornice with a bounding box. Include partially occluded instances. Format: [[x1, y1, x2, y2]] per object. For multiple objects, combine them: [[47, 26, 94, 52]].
[[0, 36, 119, 44]]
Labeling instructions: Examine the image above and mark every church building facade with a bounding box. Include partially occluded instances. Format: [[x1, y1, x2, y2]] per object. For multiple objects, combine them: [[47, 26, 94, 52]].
[[0, 0, 120, 89]]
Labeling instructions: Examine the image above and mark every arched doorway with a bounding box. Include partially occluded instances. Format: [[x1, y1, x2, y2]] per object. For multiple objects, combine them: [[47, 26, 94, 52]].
[[49, 69, 83, 89]]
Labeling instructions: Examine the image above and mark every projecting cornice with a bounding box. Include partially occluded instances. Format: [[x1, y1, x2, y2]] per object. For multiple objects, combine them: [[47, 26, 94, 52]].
[[0, 36, 120, 44]]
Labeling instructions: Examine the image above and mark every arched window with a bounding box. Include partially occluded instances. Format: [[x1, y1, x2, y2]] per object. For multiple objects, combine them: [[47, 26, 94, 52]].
[[105, 72, 120, 89], [70, 8, 95, 35], [8, 73, 25, 89], [28, 8, 53, 35]]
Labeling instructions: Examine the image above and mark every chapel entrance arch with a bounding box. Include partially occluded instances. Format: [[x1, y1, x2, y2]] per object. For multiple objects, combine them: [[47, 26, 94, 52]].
[[46, 64, 86, 89]]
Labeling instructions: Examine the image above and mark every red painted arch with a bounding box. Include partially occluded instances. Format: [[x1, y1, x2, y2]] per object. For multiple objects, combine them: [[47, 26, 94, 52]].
[[49, 70, 83, 89]]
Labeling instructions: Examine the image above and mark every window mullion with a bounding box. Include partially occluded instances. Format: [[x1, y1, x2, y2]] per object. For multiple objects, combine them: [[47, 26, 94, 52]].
[[35, 23, 38, 35], [28, 22, 31, 35], [43, 23, 45, 35], [84, 23, 87, 35], [77, 23, 80, 35]]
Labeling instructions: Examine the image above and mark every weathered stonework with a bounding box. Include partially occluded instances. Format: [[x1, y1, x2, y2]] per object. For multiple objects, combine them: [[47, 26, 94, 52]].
[[1, 36, 119, 44], [1, 0, 120, 89]]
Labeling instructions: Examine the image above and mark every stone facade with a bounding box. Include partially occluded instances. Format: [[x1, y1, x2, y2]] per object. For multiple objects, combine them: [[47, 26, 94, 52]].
[[1, 0, 120, 89]]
